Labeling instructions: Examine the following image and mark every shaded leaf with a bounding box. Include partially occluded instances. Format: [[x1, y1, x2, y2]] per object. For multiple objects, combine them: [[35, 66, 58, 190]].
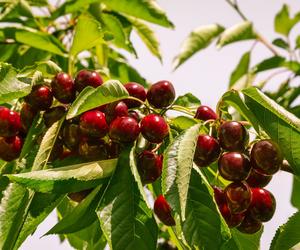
[[18, 60, 62, 78], [229, 51, 251, 88], [291, 176, 300, 209], [272, 38, 289, 49], [173, 93, 201, 108], [169, 116, 198, 132], [253, 56, 285, 73]]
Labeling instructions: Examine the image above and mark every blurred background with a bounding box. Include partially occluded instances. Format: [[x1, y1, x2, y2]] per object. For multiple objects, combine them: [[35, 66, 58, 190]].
[[21, 0, 299, 249]]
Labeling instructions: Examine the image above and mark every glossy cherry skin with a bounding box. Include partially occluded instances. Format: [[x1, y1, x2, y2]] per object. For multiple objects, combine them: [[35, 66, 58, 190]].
[[128, 110, 140, 122], [213, 186, 226, 206], [51, 72, 75, 104], [219, 202, 245, 228], [248, 188, 276, 222], [218, 152, 251, 181], [62, 122, 80, 151], [43, 106, 66, 127], [194, 135, 220, 167], [141, 114, 169, 143], [0, 106, 21, 137], [105, 101, 128, 124], [79, 110, 108, 138], [237, 213, 262, 234], [25, 84, 53, 111], [218, 121, 249, 152], [154, 195, 175, 226], [78, 137, 108, 161], [225, 182, 252, 214], [251, 140, 283, 175], [137, 150, 163, 184], [0, 136, 23, 161], [124, 82, 147, 108], [74, 70, 103, 92], [68, 189, 93, 203], [194, 105, 218, 121], [246, 169, 272, 188], [109, 117, 140, 143], [147, 80, 175, 108], [20, 103, 37, 133]]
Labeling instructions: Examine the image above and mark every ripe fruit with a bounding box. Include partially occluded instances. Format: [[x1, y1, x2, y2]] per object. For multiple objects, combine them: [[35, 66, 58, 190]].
[[62, 122, 80, 151], [218, 121, 249, 152], [105, 101, 128, 124], [79, 110, 108, 138], [219, 202, 245, 228], [74, 70, 103, 92], [128, 110, 140, 121], [68, 189, 93, 203], [218, 152, 251, 181], [147, 80, 175, 108], [154, 195, 175, 226], [78, 137, 108, 161], [0, 106, 21, 137], [124, 82, 147, 108], [141, 114, 169, 143], [51, 72, 75, 104], [20, 103, 37, 133], [251, 139, 283, 175], [194, 105, 218, 121], [25, 84, 53, 111], [0, 136, 23, 161], [137, 150, 163, 184], [246, 169, 272, 188], [225, 182, 252, 214], [248, 188, 276, 222], [213, 186, 226, 206], [237, 213, 262, 234], [43, 106, 66, 127], [109, 117, 140, 143], [194, 134, 220, 167]]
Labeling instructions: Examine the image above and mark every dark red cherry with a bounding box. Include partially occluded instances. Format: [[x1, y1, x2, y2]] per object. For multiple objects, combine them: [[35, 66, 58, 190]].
[[79, 110, 108, 138], [194, 134, 220, 167], [147, 80, 175, 108], [141, 114, 169, 143], [137, 151, 163, 184], [248, 188, 276, 222], [128, 110, 140, 121], [109, 117, 140, 143], [62, 122, 80, 151], [194, 105, 218, 121], [25, 84, 53, 111], [218, 121, 249, 152], [74, 70, 103, 92], [78, 137, 108, 161], [20, 103, 37, 133], [0, 136, 23, 161], [68, 189, 93, 203], [218, 152, 251, 181], [124, 82, 147, 108], [213, 186, 226, 206], [246, 169, 272, 188], [43, 106, 66, 127], [106, 141, 121, 159], [225, 182, 252, 214], [154, 195, 175, 226], [105, 101, 128, 124], [251, 139, 283, 175], [219, 202, 245, 228], [51, 72, 75, 104], [0, 106, 21, 137], [237, 213, 262, 234]]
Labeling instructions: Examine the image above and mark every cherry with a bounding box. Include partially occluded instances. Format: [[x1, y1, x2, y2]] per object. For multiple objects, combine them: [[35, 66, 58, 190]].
[[194, 135, 220, 167], [128, 110, 140, 121], [137, 150, 163, 184], [213, 186, 226, 206], [218, 152, 251, 181], [237, 213, 262, 234], [109, 117, 140, 143], [25, 84, 53, 111], [43, 106, 66, 127], [0, 106, 21, 137], [79, 110, 108, 138], [225, 182, 252, 214], [251, 139, 283, 175], [51, 72, 75, 104], [219, 202, 245, 228], [0, 136, 23, 161], [147, 80, 175, 108], [248, 188, 276, 222], [124, 82, 147, 108], [68, 189, 93, 203], [105, 101, 128, 124], [194, 105, 218, 121], [62, 122, 80, 151], [246, 169, 272, 188], [141, 114, 169, 143], [218, 121, 249, 152], [78, 137, 108, 161], [20, 103, 37, 133], [154, 195, 175, 226], [74, 70, 103, 92], [49, 139, 64, 162]]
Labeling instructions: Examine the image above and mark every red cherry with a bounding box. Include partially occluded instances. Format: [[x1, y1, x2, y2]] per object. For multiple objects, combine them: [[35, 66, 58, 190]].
[[79, 110, 108, 138], [75, 70, 103, 92], [246, 169, 272, 188], [51, 72, 75, 104], [109, 117, 140, 143], [124, 82, 147, 108], [105, 101, 128, 124], [194, 105, 217, 121], [128, 110, 140, 121], [147, 80, 175, 108], [20, 103, 37, 133], [0, 136, 23, 161], [141, 114, 169, 143], [43, 106, 66, 127], [78, 137, 108, 161], [213, 186, 226, 206], [68, 189, 93, 203], [137, 151, 162, 184], [25, 84, 53, 111], [0, 106, 21, 137], [237, 213, 262, 234], [219, 202, 245, 228], [62, 122, 80, 151], [154, 195, 175, 226]]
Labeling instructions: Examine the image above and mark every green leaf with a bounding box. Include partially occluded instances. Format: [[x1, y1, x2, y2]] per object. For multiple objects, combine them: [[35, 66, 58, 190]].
[[270, 211, 300, 250], [173, 93, 201, 108], [7, 159, 117, 193], [0, 62, 31, 103], [242, 87, 300, 175], [18, 60, 62, 78], [296, 35, 300, 49], [253, 56, 285, 73], [173, 24, 224, 69], [162, 123, 202, 219], [291, 176, 300, 209], [70, 14, 104, 56], [218, 21, 257, 48], [100, 0, 173, 28], [97, 147, 158, 250], [67, 80, 129, 119], [272, 38, 289, 49], [0, 0, 33, 21], [169, 116, 198, 132], [229, 52, 251, 88], [274, 4, 300, 36]]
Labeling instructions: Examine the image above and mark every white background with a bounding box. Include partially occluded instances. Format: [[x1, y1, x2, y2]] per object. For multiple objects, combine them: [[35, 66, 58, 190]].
[[21, 0, 299, 249]]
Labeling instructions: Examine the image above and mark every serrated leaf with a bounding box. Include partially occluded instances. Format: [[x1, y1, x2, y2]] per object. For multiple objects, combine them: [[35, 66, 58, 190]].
[[173, 93, 201, 108], [173, 24, 224, 69], [7, 159, 117, 193], [169, 116, 198, 132], [18, 60, 61, 78], [229, 51, 251, 88], [67, 80, 129, 119], [218, 21, 257, 48]]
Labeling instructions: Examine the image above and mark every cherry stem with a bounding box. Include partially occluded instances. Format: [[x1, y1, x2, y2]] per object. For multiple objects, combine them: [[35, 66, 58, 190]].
[[126, 96, 154, 113], [281, 160, 294, 174]]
